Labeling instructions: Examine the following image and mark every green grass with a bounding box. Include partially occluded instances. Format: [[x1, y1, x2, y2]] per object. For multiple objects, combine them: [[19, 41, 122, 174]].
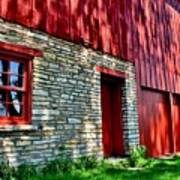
[[30, 156, 180, 180]]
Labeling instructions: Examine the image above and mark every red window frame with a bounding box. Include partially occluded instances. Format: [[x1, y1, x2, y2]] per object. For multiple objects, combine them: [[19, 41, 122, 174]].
[[0, 50, 32, 125]]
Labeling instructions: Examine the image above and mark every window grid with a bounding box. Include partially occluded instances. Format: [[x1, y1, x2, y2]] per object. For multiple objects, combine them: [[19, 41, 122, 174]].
[[0, 53, 32, 125]]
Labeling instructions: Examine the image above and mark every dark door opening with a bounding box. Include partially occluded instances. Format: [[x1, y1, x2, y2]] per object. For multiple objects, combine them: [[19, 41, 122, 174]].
[[101, 74, 124, 157]]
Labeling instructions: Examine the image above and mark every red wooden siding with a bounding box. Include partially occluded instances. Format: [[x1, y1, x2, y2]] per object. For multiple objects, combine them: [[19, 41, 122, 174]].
[[139, 89, 173, 157], [58, 0, 70, 40], [173, 95, 180, 152], [134, 1, 180, 94], [32, 0, 46, 30], [0, 0, 179, 94]]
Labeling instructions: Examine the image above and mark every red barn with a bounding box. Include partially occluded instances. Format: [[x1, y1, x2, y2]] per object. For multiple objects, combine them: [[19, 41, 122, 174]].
[[0, 0, 179, 165]]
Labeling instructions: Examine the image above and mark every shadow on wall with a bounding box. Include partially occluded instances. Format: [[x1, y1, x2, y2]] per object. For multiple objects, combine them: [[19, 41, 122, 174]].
[[165, 0, 180, 12], [132, 0, 180, 93], [0, 0, 133, 60], [139, 89, 173, 157], [0, 1, 179, 92]]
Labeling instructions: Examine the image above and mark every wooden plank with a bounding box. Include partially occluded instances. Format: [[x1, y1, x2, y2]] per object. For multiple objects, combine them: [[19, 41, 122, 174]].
[[101, 75, 124, 157], [0, 0, 17, 21], [119, 0, 127, 59], [124, 0, 133, 60], [98, 0, 110, 53], [145, 58, 151, 88], [101, 79, 113, 156], [69, 0, 81, 43], [81, 0, 91, 46], [108, 0, 120, 57], [0, 41, 43, 57], [175, 58, 180, 93], [158, 51, 166, 91], [139, 52, 147, 87], [91, 0, 99, 49], [149, 56, 156, 89], [57, 0, 70, 40], [32, 0, 47, 30], [46, 0, 59, 36], [140, 89, 173, 157], [16, 0, 32, 27], [80, 0, 99, 49], [96, 66, 128, 79], [173, 95, 180, 152]]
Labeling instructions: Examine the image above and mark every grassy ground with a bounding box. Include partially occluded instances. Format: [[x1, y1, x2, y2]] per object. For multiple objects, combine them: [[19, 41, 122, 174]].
[[30, 156, 180, 180]]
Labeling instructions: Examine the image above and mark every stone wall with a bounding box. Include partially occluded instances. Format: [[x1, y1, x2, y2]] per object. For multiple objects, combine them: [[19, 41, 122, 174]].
[[0, 18, 139, 166]]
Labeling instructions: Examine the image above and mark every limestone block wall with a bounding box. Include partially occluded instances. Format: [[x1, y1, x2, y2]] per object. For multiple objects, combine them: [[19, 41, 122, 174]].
[[0, 18, 139, 166]]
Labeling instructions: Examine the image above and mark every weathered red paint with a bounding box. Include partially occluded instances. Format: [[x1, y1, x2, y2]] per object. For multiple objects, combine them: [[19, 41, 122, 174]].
[[140, 89, 173, 157], [0, 1, 179, 91], [0, 41, 43, 57], [101, 74, 124, 157], [134, 1, 180, 94], [173, 95, 180, 152], [96, 66, 128, 79], [16, 0, 32, 27]]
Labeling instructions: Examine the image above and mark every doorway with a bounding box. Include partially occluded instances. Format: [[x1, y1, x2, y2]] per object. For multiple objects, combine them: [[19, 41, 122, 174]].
[[101, 74, 124, 157]]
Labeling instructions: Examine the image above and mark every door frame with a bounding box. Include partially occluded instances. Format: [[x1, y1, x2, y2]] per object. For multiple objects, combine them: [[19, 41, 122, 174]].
[[97, 66, 127, 157]]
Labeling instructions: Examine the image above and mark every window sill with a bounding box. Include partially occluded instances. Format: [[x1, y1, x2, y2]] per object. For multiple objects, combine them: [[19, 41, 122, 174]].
[[0, 125, 55, 132]]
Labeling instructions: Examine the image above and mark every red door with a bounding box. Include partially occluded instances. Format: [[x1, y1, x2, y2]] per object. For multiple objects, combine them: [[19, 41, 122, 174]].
[[173, 95, 180, 152], [140, 89, 173, 157], [101, 75, 124, 157]]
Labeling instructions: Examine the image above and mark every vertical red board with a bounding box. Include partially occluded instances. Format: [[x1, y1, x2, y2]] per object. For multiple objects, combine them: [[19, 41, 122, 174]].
[[0, 0, 17, 21], [46, 0, 59, 36], [175, 58, 180, 93], [149, 56, 156, 89], [69, 0, 81, 42], [173, 95, 180, 152], [16, 0, 32, 27], [140, 89, 173, 157], [80, 0, 88, 43], [80, 0, 99, 48], [32, 0, 47, 30], [145, 58, 151, 88], [119, 0, 128, 59], [107, 0, 120, 57], [90, 0, 99, 49], [139, 52, 147, 87], [111, 83, 124, 156], [57, 0, 70, 40], [101, 79, 113, 156], [98, 0, 110, 53]]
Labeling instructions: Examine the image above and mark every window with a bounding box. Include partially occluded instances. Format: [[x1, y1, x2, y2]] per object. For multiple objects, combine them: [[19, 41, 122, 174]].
[[0, 52, 32, 125]]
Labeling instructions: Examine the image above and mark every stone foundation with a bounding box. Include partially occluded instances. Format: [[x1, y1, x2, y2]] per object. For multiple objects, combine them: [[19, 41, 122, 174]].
[[0, 18, 139, 166]]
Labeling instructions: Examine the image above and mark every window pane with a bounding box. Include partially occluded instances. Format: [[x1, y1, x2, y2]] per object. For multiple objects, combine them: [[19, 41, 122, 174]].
[[0, 90, 6, 102], [10, 61, 24, 75], [8, 91, 23, 116], [9, 75, 23, 87], [0, 60, 8, 86], [0, 102, 6, 116], [0, 60, 8, 73], [0, 90, 6, 116], [8, 104, 23, 117], [9, 91, 23, 103]]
